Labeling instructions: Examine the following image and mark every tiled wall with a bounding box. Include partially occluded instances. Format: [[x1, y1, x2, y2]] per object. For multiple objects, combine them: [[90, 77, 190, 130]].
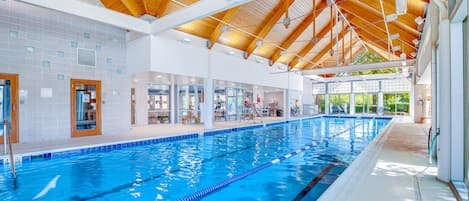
[[0, 1, 130, 143]]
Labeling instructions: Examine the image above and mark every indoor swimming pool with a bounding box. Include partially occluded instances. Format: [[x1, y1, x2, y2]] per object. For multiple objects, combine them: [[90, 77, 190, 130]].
[[0, 116, 391, 201]]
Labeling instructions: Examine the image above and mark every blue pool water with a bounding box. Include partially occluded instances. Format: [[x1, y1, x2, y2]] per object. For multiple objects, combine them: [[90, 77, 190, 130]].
[[0, 116, 390, 201]]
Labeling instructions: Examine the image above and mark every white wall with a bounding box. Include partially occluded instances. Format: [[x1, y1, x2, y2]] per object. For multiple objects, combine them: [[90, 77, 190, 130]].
[[0, 1, 130, 143], [145, 34, 304, 91], [302, 78, 313, 105], [127, 35, 151, 75]]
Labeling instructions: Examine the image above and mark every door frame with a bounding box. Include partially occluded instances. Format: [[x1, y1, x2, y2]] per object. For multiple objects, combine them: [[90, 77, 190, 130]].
[[70, 79, 101, 137], [0, 73, 19, 143]]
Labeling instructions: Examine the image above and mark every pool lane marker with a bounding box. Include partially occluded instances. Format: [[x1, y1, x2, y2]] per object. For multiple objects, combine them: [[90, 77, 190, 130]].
[[292, 161, 337, 201], [177, 121, 365, 201]]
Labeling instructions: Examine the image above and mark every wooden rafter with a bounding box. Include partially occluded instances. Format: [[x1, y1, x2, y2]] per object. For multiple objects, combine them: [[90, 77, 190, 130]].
[[269, 0, 328, 65], [289, 20, 335, 67], [345, 0, 420, 37], [352, 22, 405, 60], [356, 30, 400, 60], [302, 29, 350, 69], [243, 0, 295, 59], [320, 36, 356, 66], [207, 7, 241, 49], [155, 0, 171, 17], [340, 1, 419, 48], [142, 0, 149, 13], [120, 0, 144, 17]]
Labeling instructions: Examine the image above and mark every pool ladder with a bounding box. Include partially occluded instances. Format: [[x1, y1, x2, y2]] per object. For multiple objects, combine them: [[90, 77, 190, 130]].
[[3, 119, 17, 181]]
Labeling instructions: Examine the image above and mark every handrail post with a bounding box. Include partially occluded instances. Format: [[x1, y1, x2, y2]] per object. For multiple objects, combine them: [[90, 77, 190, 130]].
[[3, 119, 6, 154]]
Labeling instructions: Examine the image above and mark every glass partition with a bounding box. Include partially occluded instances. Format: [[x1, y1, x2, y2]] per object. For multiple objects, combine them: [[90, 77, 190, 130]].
[[177, 85, 203, 124], [383, 93, 410, 115], [148, 85, 170, 124], [329, 94, 350, 114], [355, 93, 378, 114], [312, 94, 325, 114]]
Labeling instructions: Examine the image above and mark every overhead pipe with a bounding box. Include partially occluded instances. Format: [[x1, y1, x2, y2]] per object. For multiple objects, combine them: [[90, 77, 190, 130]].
[[301, 59, 416, 75]]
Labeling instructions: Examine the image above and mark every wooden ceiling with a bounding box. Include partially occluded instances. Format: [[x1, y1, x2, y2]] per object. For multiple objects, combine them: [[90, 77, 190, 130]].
[[100, 0, 428, 70]]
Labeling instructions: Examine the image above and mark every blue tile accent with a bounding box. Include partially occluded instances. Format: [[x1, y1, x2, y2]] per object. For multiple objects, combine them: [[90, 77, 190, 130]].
[[20, 133, 198, 163]]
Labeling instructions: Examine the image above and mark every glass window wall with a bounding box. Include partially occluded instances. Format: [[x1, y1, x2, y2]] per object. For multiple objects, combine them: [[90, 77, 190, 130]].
[[383, 93, 410, 115], [177, 85, 203, 124], [148, 85, 170, 124]]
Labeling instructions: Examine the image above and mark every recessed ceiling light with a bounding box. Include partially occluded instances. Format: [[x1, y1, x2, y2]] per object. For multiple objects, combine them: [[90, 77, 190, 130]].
[[156, 75, 163, 78], [227, 50, 235, 55], [412, 38, 419, 45], [181, 38, 191, 44]]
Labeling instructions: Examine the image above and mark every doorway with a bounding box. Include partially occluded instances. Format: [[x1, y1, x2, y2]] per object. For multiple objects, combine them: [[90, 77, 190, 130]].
[[71, 79, 101, 137], [0, 73, 18, 144]]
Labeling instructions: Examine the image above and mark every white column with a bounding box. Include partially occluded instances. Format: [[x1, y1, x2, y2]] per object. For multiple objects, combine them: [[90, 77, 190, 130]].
[[450, 22, 464, 181], [437, 19, 451, 182], [409, 76, 415, 121], [204, 53, 214, 130], [325, 94, 330, 115], [350, 93, 355, 115], [284, 89, 290, 119], [170, 81, 176, 124], [378, 92, 383, 116], [325, 83, 330, 114]]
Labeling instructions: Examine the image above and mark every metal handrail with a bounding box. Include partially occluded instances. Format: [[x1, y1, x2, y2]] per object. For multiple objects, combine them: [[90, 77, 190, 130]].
[[4, 119, 16, 180]]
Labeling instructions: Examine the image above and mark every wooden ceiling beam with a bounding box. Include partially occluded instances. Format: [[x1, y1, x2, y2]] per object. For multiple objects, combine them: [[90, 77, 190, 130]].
[[340, 0, 419, 44], [341, 8, 416, 53], [155, 0, 171, 17], [343, 46, 364, 66], [142, 0, 149, 13], [302, 29, 351, 69], [243, 0, 295, 59], [120, 0, 144, 17], [320, 37, 357, 66], [345, 0, 420, 37], [207, 6, 241, 49], [360, 0, 420, 30], [289, 19, 335, 67], [356, 30, 400, 60], [269, 0, 329, 65]]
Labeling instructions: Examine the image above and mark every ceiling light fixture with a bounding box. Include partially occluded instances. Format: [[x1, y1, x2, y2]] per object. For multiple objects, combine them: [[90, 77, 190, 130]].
[[227, 50, 235, 55], [220, 25, 229, 32], [256, 58, 265, 64], [255, 40, 263, 47], [400, 53, 406, 60], [181, 38, 191, 44], [395, 0, 407, 15], [390, 33, 400, 40], [283, 0, 291, 29], [415, 16, 424, 25], [385, 14, 398, 22], [410, 52, 417, 58], [412, 38, 419, 46], [392, 45, 401, 51]]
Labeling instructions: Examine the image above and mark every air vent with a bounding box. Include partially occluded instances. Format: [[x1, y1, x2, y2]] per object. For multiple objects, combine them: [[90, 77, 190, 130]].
[[77, 48, 96, 67]]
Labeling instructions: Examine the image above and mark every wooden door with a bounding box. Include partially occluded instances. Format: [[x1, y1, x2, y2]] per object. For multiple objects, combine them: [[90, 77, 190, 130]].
[[0, 73, 18, 143], [71, 79, 101, 137]]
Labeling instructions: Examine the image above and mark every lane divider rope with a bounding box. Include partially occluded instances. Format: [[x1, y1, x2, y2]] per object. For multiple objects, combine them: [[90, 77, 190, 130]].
[[177, 120, 368, 201]]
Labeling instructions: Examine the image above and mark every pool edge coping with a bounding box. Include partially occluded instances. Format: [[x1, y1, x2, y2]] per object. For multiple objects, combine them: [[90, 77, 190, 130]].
[[316, 116, 397, 201]]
